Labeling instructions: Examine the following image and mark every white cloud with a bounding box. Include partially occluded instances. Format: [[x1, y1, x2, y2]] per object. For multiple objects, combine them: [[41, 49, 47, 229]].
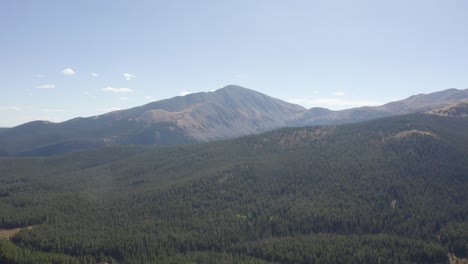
[[145, 96, 153, 100], [62, 68, 76, 75], [333, 91, 345, 96], [288, 98, 383, 109], [33, 74, 44, 78], [91, 73, 99, 77], [179, 91, 192, 96], [123, 73, 136, 80], [37, 84, 55, 89], [0, 106, 22, 111], [101, 86, 133, 93], [9, 106, 22, 111], [120, 97, 128, 101]]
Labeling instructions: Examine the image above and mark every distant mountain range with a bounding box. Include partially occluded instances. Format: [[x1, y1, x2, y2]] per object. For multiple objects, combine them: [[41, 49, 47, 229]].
[[294, 88, 468, 125], [0, 85, 467, 156]]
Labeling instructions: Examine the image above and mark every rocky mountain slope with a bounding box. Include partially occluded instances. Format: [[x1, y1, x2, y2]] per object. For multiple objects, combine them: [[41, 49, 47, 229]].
[[0, 85, 467, 156]]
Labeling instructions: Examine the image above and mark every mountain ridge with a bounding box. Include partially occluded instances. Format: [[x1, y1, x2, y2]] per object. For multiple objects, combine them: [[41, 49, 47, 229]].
[[0, 85, 467, 156], [294, 88, 468, 125]]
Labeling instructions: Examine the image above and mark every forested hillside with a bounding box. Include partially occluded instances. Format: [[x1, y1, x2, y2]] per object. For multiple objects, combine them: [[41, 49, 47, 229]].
[[0, 114, 467, 263]]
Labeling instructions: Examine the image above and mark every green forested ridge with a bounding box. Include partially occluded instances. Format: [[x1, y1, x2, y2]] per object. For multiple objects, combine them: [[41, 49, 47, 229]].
[[0, 120, 194, 157], [0, 114, 467, 263]]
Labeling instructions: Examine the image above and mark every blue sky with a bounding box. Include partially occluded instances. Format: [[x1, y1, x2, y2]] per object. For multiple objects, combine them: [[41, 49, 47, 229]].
[[1, 0, 467, 127]]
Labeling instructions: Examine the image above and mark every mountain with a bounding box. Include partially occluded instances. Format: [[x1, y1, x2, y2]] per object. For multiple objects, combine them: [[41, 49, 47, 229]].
[[0, 113, 467, 263], [1, 85, 467, 156], [0, 85, 305, 156], [104, 85, 305, 140], [295, 88, 468, 125]]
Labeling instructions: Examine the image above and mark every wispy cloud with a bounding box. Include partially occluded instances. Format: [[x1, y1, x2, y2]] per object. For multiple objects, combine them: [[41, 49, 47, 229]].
[[120, 97, 128, 101], [123, 73, 136, 81], [333, 91, 345, 96], [33, 74, 44, 78], [101, 87, 133, 93], [288, 98, 383, 109], [62, 68, 76, 75], [0, 106, 22, 111], [145, 96, 153, 100], [91, 73, 99, 77], [37, 84, 55, 89], [179, 91, 192, 96]]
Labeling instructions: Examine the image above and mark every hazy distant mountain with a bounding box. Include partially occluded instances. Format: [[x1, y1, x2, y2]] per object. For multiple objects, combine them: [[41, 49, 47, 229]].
[[104, 85, 305, 140], [295, 88, 468, 125], [0, 85, 467, 156], [0, 85, 304, 156]]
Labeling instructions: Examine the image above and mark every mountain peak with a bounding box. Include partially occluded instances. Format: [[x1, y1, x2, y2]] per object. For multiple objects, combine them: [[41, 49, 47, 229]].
[[218, 84, 248, 90], [1, 87, 468, 156], [215, 85, 258, 95]]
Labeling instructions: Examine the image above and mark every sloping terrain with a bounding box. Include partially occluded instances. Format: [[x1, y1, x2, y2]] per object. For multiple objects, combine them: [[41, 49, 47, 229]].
[[0, 86, 467, 156], [0, 85, 305, 156], [111, 85, 306, 140], [296, 88, 468, 125], [426, 101, 468, 117], [0, 114, 467, 263]]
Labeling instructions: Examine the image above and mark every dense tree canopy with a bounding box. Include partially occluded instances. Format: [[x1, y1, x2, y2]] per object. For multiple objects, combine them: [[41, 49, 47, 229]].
[[0, 114, 467, 263]]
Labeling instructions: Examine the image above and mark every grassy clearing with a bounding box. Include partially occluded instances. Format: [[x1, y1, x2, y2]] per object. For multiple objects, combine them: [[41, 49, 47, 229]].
[[0, 226, 32, 239], [449, 253, 468, 264]]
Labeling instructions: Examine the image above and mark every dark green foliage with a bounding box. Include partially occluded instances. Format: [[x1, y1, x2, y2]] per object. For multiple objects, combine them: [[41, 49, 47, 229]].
[[233, 234, 447, 264], [0, 114, 467, 263], [440, 222, 468, 258], [0, 239, 80, 264], [18, 139, 108, 157]]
